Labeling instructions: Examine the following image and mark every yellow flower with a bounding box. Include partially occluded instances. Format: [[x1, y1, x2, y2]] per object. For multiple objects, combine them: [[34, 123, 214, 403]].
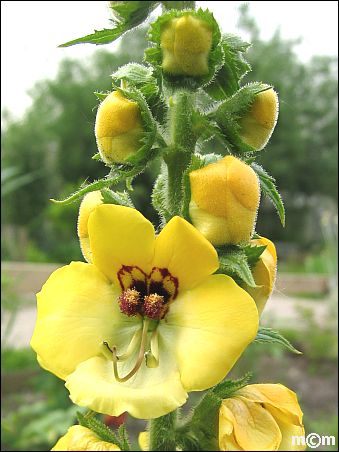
[[189, 156, 260, 245], [77, 191, 103, 263], [238, 87, 279, 151], [160, 14, 213, 76], [245, 236, 277, 315], [219, 384, 305, 451], [51, 425, 120, 451], [95, 91, 144, 164], [31, 204, 258, 419]]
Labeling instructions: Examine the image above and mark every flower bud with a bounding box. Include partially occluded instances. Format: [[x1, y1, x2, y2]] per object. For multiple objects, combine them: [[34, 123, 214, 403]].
[[189, 156, 260, 245], [52, 425, 120, 451], [238, 87, 279, 151], [77, 190, 103, 262], [246, 236, 277, 315], [95, 91, 144, 164], [160, 14, 213, 76], [219, 384, 305, 451]]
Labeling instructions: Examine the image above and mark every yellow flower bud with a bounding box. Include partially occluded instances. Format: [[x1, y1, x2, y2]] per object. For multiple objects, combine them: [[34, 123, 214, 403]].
[[189, 156, 260, 245], [246, 236, 277, 315], [219, 384, 305, 451], [238, 87, 279, 151], [95, 91, 144, 164], [160, 14, 213, 76], [51, 425, 120, 451], [77, 190, 103, 262]]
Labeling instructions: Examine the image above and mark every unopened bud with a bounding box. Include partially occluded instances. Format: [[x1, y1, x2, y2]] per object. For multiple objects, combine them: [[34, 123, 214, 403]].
[[238, 87, 279, 151], [95, 91, 144, 164], [246, 236, 277, 315], [189, 156, 260, 245], [77, 191, 103, 262], [160, 14, 213, 76]]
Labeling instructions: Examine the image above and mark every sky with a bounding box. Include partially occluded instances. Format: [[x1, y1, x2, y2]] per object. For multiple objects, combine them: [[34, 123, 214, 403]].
[[1, 1, 338, 118]]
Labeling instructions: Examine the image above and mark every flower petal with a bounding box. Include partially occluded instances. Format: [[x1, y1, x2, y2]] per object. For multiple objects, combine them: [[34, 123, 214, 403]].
[[31, 262, 138, 380], [88, 204, 155, 284], [52, 425, 121, 451], [271, 409, 306, 451], [152, 216, 219, 292], [66, 351, 188, 419], [160, 274, 258, 390], [222, 397, 282, 451], [238, 384, 304, 426]]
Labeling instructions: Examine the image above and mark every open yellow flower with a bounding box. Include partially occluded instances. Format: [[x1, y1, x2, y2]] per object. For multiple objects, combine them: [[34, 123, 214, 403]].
[[245, 236, 277, 315], [219, 384, 305, 451], [189, 156, 260, 245], [95, 91, 144, 164], [31, 204, 258, 419], [51, 425, 120, 451]]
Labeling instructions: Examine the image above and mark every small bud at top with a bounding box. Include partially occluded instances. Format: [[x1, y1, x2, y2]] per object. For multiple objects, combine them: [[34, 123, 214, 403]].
[[160, 14, 213, 76], [143, 293, 165, 320], [118, 288, 141, 316]]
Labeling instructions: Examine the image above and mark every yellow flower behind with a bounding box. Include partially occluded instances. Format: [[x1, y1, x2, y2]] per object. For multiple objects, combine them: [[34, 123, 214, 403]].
[[219, 384, 305, 451], [239, 87, 279, 151], [51, 425, 120, 451], [31, 204, 259, 419], [189, 156, 260, 245], [77, 190, 103, 263], [160, 14, 213, 76], [95, 91, 144, 164], [245, 236, 277, 315]]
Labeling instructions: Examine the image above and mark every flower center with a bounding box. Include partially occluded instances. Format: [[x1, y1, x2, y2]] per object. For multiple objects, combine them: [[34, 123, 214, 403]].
[[102, 265, 178, 383]]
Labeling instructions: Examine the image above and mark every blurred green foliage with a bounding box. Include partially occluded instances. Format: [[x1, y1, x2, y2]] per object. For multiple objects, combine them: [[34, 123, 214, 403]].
[[1, 6, 338, 263]]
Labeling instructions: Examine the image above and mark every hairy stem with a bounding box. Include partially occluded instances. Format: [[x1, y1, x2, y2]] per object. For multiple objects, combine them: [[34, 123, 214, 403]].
[[149, 411, 177, 451]]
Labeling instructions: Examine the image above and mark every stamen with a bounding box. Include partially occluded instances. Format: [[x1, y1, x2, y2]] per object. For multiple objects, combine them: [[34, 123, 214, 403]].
[[112, 319, 149, 383], [143, 293, 164, 320], [145, 330, 159, 368], [118, 288, 141, 316]]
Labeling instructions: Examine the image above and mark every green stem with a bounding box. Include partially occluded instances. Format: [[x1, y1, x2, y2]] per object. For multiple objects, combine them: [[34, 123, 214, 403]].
[[149, 411, 177, 451], [165, 90, 196, 216]]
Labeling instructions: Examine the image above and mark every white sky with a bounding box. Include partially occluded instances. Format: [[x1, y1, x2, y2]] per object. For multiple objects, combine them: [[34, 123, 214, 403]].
[[1, 1, 338, 119]]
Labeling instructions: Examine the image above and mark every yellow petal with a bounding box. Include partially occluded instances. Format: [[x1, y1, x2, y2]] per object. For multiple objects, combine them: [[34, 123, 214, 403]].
[[51, 425, 120, 451], [223, 397, 282, 451], [160, 274, 258, 390], [237, 384, 304, 426], [66, 352, 188, 419], [31, 262, 136, 380], [88, 204, 155, 285], [273, 411, 306, 451], [246, 236, 277, 314], [219, 404, 243, 451], [77, 190, 103, 263], [152, 216, 219, 292], [138, 432, 149, 451]]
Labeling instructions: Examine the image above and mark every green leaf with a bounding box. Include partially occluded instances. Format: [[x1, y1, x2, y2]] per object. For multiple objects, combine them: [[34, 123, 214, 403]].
[[92, 152, 102, 161], [252, 163, 285, 226], [212, 373, 253, 398], [152, 171, 172, 225], [242, 243, 267, 267], [50, 164, 144, 205], [216, 246, 257, 287], [205, 34, 251, 100], [59, 1, 158, 47], [254, 327, 302, 354], [94, 91, 110, 101], [100, 188, 134, 207], [112, 63, 156, 86], [77, 412, 123, 449], [59, 26, 126, 47]]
